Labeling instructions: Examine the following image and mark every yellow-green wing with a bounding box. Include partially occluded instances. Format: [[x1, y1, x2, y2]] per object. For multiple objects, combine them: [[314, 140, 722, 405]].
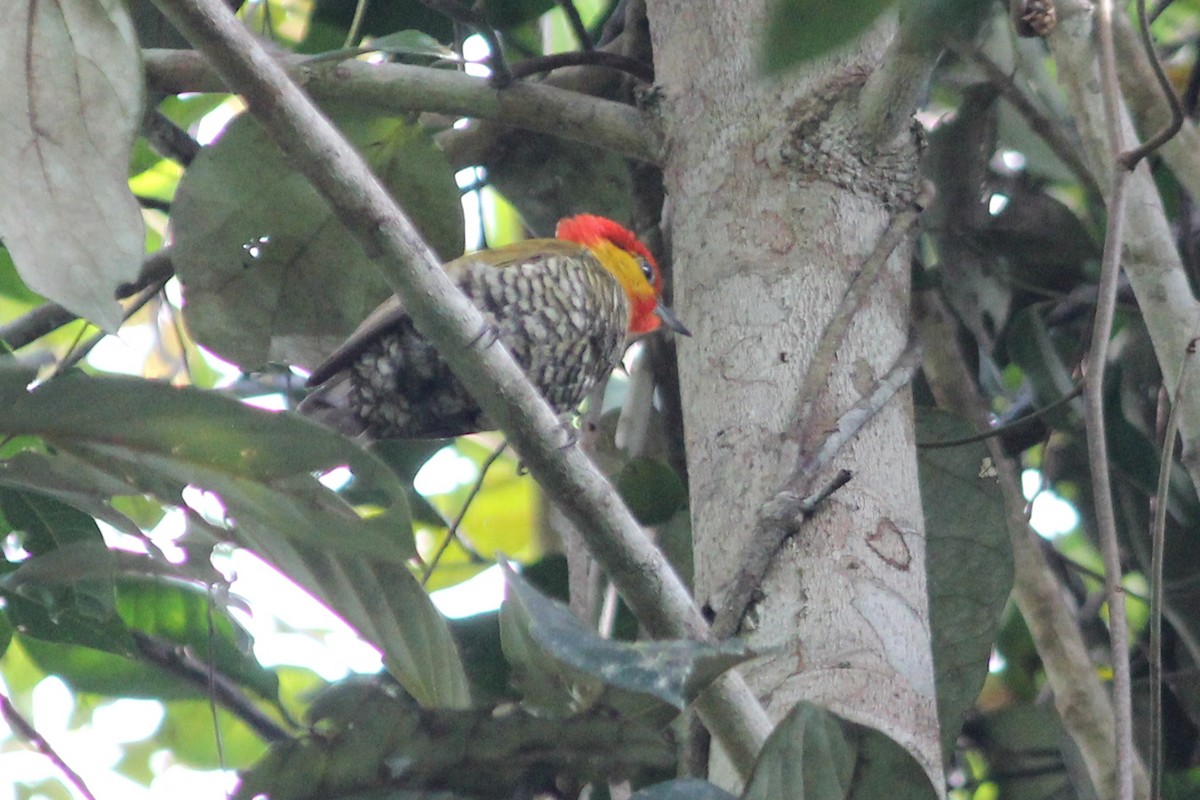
[[305, 239, 590, 386]]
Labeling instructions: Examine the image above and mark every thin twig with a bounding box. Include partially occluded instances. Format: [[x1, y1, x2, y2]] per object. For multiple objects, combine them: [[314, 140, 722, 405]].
[[1148, 0, 1174, 24], [787, 187, 930, 450], [142, 108, 201, 166], [417, 0, 512, 86], [421, 442, 508, 586], [343, 0, 371, 48], [918, 381, 1084, 449], [1091, 2, 1135, 797], [914, 287, 1148, 799], [0, 691, 99, 800], [712, 337, 923, 639], [1, 249, 175, 354], [1118, 0, 1184, 169], [205, 587, 226, 770], [795, 339, 925, 480], [557, 0, 595, 50], [510, 51, 652, 82], [53, 279, 169, 374], [709, 473, 854, 641], [1149, 337, 1196, 800]]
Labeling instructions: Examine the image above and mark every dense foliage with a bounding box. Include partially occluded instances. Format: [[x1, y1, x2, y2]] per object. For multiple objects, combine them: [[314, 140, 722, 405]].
[[1, 0, 1198, 798]]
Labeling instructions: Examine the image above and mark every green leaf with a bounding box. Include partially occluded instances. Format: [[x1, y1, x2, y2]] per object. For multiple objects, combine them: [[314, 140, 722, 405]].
[[614, 457, 688, 526], [303, 0, 454, 53], [0, 608, 13, 659], [0, 450, 157, 537], [486, 133, 633, 236], [127, 0, 190, 49], [916, 408, 1012, 757], [303, 0, 555, 52], [448, 610, 511, 705], [743, 702, 936, 800], [18, 636, 186, 699], [172, 107, 464, 368], [0, 369, 413, 562], [499, 563, 754, 710], [743, 702, 856, 800], [5, 545, 277, 703], [971, 706, 1073, 798], [0, 0, 145, 331], [0, 489, 129, 654], [118, 579, 280, 701], [895, 0, 993, 53], [243, 534, 472, 709], [158, 699, 270, 770], [762, 0, 895, 73], [481, 0, 557, 28], [368, 30, 461, 60]]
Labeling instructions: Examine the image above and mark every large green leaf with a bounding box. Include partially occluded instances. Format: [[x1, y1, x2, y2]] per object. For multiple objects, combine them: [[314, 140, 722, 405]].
[[486, 133, 633, 237], [0, 449, 159, 537], [0, 0, 144, 331], [499, 563, 754, 711], [239, 534, 471, 709], [743, 702, 935, 800], [118, 579, 279, 700], [743, 702, 856, 800], [173, 107, 464, 368], [0, 368, 413, 562], [18, 575, 281, 706], [1003, 307, 1084, 429], [916, 408, 1012, 758], [614, 457, 688, 526]]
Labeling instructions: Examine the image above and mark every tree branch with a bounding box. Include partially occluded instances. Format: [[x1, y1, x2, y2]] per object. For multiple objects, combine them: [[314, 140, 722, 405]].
[[0, 249, 175, 353], [914, 289, 1150, 800], [1087, 8, 1136, 799], [1049, 0, 1200, 499], [141, 48, 661, 163], [147, 0, 769, 778], [132, 631, 291, 743], [510, 50, 653, 83]]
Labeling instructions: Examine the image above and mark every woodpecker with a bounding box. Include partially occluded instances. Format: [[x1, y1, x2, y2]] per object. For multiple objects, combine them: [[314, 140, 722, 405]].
[[302, 215, 689, 439]]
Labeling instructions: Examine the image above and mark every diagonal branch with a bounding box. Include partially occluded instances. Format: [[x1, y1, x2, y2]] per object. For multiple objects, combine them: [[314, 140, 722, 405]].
[[148, 0, 769, 778], [0, 691, 98, 800]]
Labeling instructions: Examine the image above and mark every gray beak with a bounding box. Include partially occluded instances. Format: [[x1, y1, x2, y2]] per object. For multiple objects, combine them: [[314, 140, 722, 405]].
[[656, 301, 692, 337]]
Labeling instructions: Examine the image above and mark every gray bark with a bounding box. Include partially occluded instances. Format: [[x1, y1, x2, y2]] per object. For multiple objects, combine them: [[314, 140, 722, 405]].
[[647, 2, 943, 788]]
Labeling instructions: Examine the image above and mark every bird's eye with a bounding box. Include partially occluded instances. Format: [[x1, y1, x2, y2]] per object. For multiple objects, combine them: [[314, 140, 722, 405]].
[[638, 258, 655, 284]]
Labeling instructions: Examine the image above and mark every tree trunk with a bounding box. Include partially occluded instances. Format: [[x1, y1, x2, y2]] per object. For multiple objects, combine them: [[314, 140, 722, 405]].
[[647, 2, 943, 787]]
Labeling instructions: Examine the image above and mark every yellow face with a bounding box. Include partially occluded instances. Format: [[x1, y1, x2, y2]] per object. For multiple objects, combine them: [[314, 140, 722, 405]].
[[586, 238, 661, 335], [587, 238, 657, 303]]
